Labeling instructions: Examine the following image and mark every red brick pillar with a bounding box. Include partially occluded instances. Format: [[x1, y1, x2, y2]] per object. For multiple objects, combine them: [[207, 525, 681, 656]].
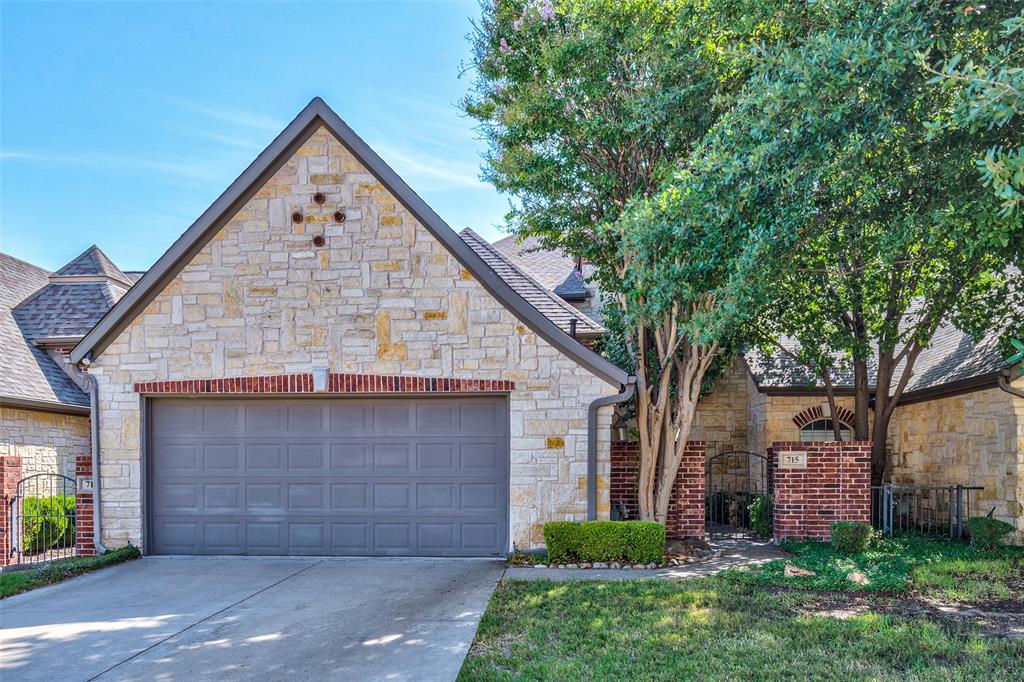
[[610, 440, 706, 540], [75, 454, 96, 556], [610, 441, 640, 521], [771, 441, 871, 541], [666, 442, 707, 540], [1, 456, 22, 566]]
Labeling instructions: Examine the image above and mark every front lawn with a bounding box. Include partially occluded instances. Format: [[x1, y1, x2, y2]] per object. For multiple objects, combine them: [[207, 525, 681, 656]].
[[721, 535, 1024, 598], [0, 545, 141, 599], [459, 578, 1024, 681]]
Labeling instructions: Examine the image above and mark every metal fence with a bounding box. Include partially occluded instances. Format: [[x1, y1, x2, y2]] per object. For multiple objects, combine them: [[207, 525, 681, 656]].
[[8, 473, 78, 567], [871, 484, 984, 540]]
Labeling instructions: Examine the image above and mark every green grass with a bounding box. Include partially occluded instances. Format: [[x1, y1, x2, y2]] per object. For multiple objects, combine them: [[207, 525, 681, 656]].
[[721, 535, 1024, 596], [458, 578, 1024, 681], [0, 545, 141, 599]]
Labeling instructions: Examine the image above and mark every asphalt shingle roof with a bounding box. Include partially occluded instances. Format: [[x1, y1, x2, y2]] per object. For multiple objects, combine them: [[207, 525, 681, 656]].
[[460, 229, 604, 338], [744, 324, 1008, 395], [0, 253, 88, 408], [492, 234, 577, 290], [1, 246, 133, 409]]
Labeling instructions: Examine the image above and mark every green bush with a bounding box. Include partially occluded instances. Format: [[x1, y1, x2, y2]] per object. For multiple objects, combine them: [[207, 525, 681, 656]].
[[748, 495, 773, 538], [543, 521, 665, 564], [831, 521, 872, 554], [22, 495, 76, 552], [966, 516, 1015, 550]]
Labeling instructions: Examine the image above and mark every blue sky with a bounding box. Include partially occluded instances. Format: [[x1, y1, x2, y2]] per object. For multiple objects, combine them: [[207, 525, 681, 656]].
[[1, 1, 509, 272]]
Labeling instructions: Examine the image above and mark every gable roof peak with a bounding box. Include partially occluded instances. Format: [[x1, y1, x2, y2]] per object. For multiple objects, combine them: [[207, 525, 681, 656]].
[[69, 97, 627, 387]]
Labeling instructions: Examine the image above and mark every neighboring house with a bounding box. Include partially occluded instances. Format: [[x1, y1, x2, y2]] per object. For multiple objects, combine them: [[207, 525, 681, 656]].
[[64, 98, 626, 556], [1, 247, 133, 480], [497, 237, 1024, 539]]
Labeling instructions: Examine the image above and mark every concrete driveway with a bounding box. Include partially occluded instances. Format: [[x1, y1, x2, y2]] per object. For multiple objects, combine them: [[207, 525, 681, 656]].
[[0, 557, 504, 681]]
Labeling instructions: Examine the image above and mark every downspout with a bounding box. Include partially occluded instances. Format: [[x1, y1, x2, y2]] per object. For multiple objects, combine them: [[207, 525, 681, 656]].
[[997, 366, 1024, 400], [587, 378, 636, 520], [83, 364, 109, 554]]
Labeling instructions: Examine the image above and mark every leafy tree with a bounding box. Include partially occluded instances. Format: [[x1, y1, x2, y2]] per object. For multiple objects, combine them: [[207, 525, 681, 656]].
[[721, 0, 1024, 483], [462, 0, 793, 522], [920, 5, 1023, 216]]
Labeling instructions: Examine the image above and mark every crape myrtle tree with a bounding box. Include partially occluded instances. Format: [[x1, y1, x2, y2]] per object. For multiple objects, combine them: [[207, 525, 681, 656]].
[[741, 0, 1023, 484], [462, 0, 804, 523]]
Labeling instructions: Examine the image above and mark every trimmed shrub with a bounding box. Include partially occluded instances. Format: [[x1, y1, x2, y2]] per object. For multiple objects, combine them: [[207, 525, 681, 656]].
[[831, 521, 872, 554], [966, 516, 1015, 550], [22, 495, 76, 552], [748, 495, 773, 538], [543, 521, 665, 564]]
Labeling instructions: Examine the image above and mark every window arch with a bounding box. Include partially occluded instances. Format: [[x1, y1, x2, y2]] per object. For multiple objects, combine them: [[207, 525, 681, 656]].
[[799, 418, 852, 442], [792, 405, 856, 441]]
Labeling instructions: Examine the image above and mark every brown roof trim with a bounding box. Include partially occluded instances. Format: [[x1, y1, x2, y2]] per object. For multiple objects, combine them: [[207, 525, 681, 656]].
[[896, 371, 1001, 405], [0, 396, 90, 416], [70, 98, 627, 387], [755, 370, 1001, 404]]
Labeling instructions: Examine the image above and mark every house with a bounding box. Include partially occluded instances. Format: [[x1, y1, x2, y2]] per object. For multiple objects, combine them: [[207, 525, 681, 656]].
[[56, 98, 627, 557], [497, 234, 1024, 540], [4, 96, 1019, 555], [0, 247, 138, 481]]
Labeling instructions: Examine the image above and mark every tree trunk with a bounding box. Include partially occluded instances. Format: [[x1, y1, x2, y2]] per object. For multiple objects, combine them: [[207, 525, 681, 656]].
[[852, 357, 870, 441]]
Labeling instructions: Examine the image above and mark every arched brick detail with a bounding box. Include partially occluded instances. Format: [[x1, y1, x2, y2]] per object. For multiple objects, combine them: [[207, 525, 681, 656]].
[[792, 404, 855, 429]]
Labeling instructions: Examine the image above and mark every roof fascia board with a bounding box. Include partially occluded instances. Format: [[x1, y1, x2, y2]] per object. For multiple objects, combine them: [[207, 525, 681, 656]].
[[0, 396, 90, 416], [71, 98, 627, 387]]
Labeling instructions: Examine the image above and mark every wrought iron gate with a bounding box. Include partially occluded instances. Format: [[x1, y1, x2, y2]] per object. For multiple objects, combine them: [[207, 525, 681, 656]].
[[706, 450, 769, 538], [8, 473, 77, 566]]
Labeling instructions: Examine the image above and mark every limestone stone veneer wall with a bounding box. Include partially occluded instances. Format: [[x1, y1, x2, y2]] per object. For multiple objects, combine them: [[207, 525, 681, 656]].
[[888, 381, 1024, 541], [87, 126, 616, 551], [0, 407, 90, 480]]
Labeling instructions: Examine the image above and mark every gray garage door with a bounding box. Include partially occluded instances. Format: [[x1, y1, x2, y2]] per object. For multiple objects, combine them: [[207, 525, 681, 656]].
[[148, 397, 509, 556]]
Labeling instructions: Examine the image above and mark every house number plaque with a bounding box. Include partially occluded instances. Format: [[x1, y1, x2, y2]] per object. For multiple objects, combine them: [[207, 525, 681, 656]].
[[780, 451, 808, 469]]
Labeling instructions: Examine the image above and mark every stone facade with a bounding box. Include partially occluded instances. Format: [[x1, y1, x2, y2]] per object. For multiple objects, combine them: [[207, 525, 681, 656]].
[[688, 358, 750, 456], [888, 381, 1024, 541], [0, 407, 90, 480], [87, 126, 616, 552]]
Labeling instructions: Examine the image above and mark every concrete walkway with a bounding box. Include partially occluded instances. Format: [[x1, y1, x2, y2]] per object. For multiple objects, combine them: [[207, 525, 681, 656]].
[[503, 537, 788, 581], [0, 557, 504, 682]]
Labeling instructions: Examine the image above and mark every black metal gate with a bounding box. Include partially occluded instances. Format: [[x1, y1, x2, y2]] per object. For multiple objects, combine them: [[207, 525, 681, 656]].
[[8, 473, 77, 567], [706, 450, 769, 538]]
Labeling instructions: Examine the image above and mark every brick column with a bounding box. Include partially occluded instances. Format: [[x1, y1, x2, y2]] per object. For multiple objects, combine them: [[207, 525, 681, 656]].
[[75, 454, 96, 556], [1, 456, 22, 566], [610, 440, 706, 540], [771, 441, 871, 541]]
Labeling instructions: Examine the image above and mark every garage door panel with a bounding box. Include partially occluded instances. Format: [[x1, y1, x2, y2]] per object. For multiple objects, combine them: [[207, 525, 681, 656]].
[[203, 444, 239, 471], [150, 397, 508, 556], [287, 443, 325, 470], [371, 443, 410, 470], [372, 403, 411, 431], [203, 403, 241, 433]]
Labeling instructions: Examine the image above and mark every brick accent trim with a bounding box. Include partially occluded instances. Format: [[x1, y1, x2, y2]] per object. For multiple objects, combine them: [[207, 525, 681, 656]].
[[75, 454, 96, 557], [1, 456, 22, 566], [134, 373, 516, 395], [610, 440, 706, 540], [792, 405, 855, 429], [771, 440, 871, 541]]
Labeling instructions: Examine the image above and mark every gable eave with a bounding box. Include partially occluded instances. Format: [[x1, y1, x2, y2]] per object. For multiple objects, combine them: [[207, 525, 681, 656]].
[[71, 98, 627, 388]]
